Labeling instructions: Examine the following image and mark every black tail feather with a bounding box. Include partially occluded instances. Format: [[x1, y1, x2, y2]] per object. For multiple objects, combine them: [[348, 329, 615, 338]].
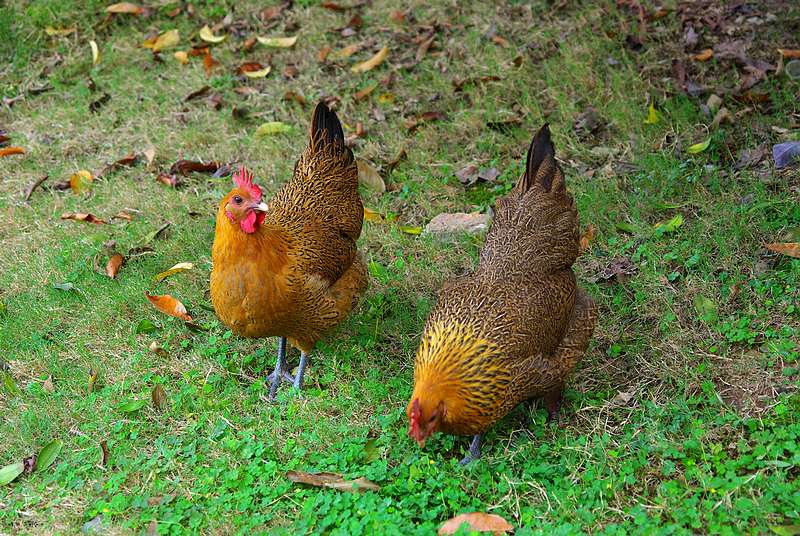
[[520, 123, 564, 193], [310, 101, 345, 146]]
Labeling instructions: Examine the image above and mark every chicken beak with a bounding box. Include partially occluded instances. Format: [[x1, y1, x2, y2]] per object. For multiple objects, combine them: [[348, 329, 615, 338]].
[[252, 202, 269, 212]]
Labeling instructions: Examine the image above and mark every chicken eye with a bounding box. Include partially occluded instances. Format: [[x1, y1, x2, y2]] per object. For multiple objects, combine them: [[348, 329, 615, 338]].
[[233, 195, 243, 204]]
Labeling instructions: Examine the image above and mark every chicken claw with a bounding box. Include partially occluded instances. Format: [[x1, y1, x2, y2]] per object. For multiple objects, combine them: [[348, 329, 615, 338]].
[[459, 434, 482, 465]]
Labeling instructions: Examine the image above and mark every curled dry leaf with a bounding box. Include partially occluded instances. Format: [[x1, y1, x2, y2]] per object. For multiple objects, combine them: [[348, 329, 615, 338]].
[[363, 207, 384, 223], [438, 512, 513, 535], [106, 2, 145, 14], [354, 83, 378, 101], [687, 138, 711, 154], [99, 440, 109, 466], [286, 470, 379, 493], [174, 51, 189, 64], [149, 341, 170, 358], [351, 46, 389, 73], [169, 159, 220, 175], [256, 35, 298, 48], [199, 25, 226, 43], [766, 243, 800, 259], [143, 29, 180, 53], [318, 45, 332, 62], [43, 376, 55, 393], [777, 49, 800, 59], [331, 43, 362, 60], [185, 85, 211, 101], [203, 49, 218, 77], [356, 159, 385, 192], [105, 253, 124, 278], [61, 213, 107, 224], [579, 223, 596, 254], [144, 292, 193, 321], [0, 147, 26, 158], [90, 40, 100, 65], [283, 91, 307, 107], [153, 262, 194, 282], [69, 170, 93, 194], [691, 48, 713, 62], [239, 63, 271, 78], [152, 384, 168, 411], [156, 173, 180, 187]]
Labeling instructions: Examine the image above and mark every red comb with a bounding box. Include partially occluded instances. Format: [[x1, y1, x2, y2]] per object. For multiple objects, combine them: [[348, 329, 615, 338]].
[[409, 398, 421, 437], [233, 165, 262, 202]]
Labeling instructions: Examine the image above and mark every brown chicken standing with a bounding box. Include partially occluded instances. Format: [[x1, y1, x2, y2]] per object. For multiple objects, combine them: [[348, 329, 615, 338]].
[[210, 102, 367, 399], [406, 124, 597, 463]]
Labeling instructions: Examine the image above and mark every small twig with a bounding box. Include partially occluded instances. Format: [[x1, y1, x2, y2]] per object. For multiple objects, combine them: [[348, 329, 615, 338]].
[[23, 175, 48, 201]]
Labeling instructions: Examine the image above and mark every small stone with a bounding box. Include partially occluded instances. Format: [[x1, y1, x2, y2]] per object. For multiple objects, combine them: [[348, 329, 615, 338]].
[[424, 213, 490, 235]]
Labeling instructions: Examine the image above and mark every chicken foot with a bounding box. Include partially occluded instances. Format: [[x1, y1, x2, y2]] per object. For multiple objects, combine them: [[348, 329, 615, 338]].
[[268, 337, 310, 399], [459, 434, 482, 465]]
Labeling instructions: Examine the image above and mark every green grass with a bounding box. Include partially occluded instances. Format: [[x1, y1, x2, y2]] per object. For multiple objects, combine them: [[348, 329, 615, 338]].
[[1, 0, 799, 534]]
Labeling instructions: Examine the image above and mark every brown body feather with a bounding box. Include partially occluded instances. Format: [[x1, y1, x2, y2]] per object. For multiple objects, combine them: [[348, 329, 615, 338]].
[[408, 125, 597, 438], [210, 103, 367, 354]]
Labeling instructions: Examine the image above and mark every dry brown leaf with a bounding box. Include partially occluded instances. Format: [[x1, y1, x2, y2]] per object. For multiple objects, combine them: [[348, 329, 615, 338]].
[[321, 1, 349, 11], [0, 147, 25, 158], [43, 376, 55, 393], [579, 223, 596, 254], [778, 49, 800, 59], [416, 34, 435, 63], [156, 173, 180, 187], [692, 48, 713, 62], [106, 2, 145, 14], [438, 512, 513, 535], [332, 43, 361, 60], [767, 243, 800, 259], [283, 91, 307, 107], [318, 45, 332, 62], [357, 159, 385, 192], [354, 83, 378, 101], [169, 160, 220, 175], [152, 384, 168, 411], [61, 213, 107, 224], [144, 292, 193, 321], [286, 470, 379, 492], [389, 10, 405, 24], [203, 49, 218, 77], [491, 35, 509, 48], [105, 253, 124, 278], [185, 85, 211, 101], [69, 170, 93, 194], [351, 46, 389, 73]]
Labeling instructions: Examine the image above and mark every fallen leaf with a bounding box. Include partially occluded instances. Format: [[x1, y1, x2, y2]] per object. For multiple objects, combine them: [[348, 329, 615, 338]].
[[105, 253, 124, 278], [363, 207, 384, 222], [357, 160, 385, 192], [261, 3, 287, 21], [61, 213, 106, 224], [0, 147, 25, 158], [153, 262, 194, 282], [377, 93, 395, 104], [199, 25, 226, 43], [35, 439, 63, 472], [286, 470, 379, 492], [0, 462, 24, 486], [185, 85, 211, 101], [143, 147, 156, 167], [202, 49, 218, 77], [438, 512, 513, 535], [255, 122, 292, 137], [45, 26, 76, 36], [589, 256, 638, 283], [169, 160, 219, 175], [99, 440, 109, 466], [579, 224, 596, 254], [416, 34, 435, 63], [152, 385, 168, 411], [174, 50, 189, 64], [456, 165, 479, 185], [69, 170, 93, 194], [477, 167, 500, 183], [149, 341, 169, 358], [691, 48, 713, 62], [87, 367, 99, 393], [143, 29, 180, 53], [687, 138, 711, 154], [256, 35, 298, 48], [238, 62, 271, 78], [138, 222, 170, 246], [90, 40, 100, 65], [351, 46, 389, 73], [773, 141, 800, 169], [318, 45, 332, 62], [655, 214, 683, 234], [406, 111, 446, 130], [390, 10, 405, 24], [283, 91, 307, 107], [145, 292, 193, 321], [106, 2, 145, 14], [332, 43, 361, 60], [399, 225, 422, 235], [23, 175, 48, 201], [43, 376, 54, 393], [644, 103, 659, 125], [321, 1, 349, 11], [156, 173, 180, 187], [118, 399, 147, 413], [766, 243, 800, 259]]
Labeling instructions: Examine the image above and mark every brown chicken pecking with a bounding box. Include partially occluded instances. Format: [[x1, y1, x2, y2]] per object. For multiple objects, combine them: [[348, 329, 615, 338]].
[[210, 102, 368, 399], [406, 124, 597, 463]]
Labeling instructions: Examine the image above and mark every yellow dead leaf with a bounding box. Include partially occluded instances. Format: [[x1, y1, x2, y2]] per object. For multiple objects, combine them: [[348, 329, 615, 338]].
[[106, 2, 145, 14], [351, 46, 389, 73], [243, 66, 271, 78], [143, 147, 156, 167], [378, 93, 396, 104], [90, 40, 100, 65], [144, 292, 193, 321], [363, 207, 384, 223], [766, 243, 800, 259], [691, 48, 713, 62], [153, 262, 194, 282], [69, 170, 93, 194], [687, 138, 711, 154], [399, 225, 422, 235], [255, 122, 292, 137], [643, 103, 659, 125], [331, 43, 361, 60], [143, 29, 180, 53], [199, 25, 226, 43], [174, 50, 189, 64], [45, 27, 76, 37], [256, 35, 298, 48]]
